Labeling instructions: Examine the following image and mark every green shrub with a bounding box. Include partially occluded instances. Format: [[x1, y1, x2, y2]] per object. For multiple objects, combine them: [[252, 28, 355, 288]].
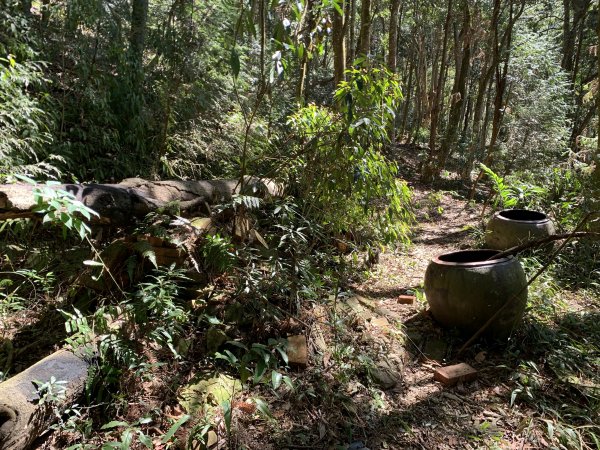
[[0, 6, 61, 181], [286, 66, 413, 245]]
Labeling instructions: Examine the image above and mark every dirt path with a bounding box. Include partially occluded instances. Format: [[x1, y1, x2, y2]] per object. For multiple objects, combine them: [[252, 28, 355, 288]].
[[348, 185, 506, 449], [246, 183, 598, 450], [241, 186, 525, 450], [355, 184, 482, 304], [337, 185, 598, 450]]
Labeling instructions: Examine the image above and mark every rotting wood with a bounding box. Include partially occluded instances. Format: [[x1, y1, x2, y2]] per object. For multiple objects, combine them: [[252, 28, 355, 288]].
[[0, 350, 90, 450], [0, 177, 283, 225]]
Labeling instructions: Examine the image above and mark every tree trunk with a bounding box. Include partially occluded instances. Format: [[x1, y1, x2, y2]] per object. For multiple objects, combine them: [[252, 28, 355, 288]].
[[411, 32, 427, 144], [0, 178, 283, 225], [561, 0, 589, 76], [438, 0, 471, 172], [259, 0, 266, 85], [399, 61, 414, 139], [461, 4, 497, 181], [595, 0, 600, 198], [469, 0, 525, 197], [566, 1, 592, 149], [422, 0, 453, 182], [461, 79, 473, 138], [356, 0, 372, 57], [461, 72, 491, 181], [333, 0, 347, 87], [130, 0, 149, 70], [562, 0, 574, 73], [387, 0, 402, 71], [41, 0, 51, 28], [297, 0, 315, 102], [347, 0, 356, 66], [0, 350, 89, 450], [428, 29, 440, 125]]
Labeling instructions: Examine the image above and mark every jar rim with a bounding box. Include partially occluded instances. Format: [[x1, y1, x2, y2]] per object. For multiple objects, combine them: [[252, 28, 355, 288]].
[[432, 249, 513, 266], [496, 209, 550, 223]]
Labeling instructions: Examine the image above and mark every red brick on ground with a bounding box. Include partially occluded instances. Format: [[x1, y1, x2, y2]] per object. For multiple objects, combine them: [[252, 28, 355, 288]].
[[286, 335, 308, 368], [398, 295, 416, 305], [434, 363, 478, 386]]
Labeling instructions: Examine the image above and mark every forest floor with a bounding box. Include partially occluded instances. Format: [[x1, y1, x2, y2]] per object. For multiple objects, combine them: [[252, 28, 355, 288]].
[[1, 162, 599, 450], [232, 182, 600, 449]]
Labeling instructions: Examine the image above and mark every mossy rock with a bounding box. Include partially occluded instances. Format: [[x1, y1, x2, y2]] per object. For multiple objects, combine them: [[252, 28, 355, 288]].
[[179, 374, 242, 415]]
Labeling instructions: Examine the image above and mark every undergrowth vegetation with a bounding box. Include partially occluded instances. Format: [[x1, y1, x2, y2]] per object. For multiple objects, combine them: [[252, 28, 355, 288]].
[[0, 0, 599, 448]]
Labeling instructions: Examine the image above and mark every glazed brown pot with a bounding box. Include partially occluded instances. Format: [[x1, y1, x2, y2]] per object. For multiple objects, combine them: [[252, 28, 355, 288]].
[[485, 209, 555, 250], [424, 249, 527, 340]]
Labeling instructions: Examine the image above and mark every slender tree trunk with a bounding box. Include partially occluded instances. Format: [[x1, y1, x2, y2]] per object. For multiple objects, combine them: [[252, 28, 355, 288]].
[[422, 0, 453, 182], [259, 0, 266, 85], [411, 31, 427, 144], [438, 0, 471, 172], [356, 0, 372, 57], [297, 0, 315, 102], [572, 13, 585, 84], [461, 81, 472, 137], [399, 61, 414, 139], [462, 72, 492, 181], [130, 0, 149, 71], [347, 0, 356, 65], [567, 3, 591, 149], [387, 0, 401, 71], [562, 0, 575, 73], [128, 0, 149, 101], [41, 0, 51, 28], [561, 0, 591, 76], [429, 30, 440, 125], [461, 4, 497, 181], [333, 0, 347, 87], [469, 0, 524, 197], [469, 72, 506, 200], [480, 82, 494, 149], [594, 0, 600, 196]]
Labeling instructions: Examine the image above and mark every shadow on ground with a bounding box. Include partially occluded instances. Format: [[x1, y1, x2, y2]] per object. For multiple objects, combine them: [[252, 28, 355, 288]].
[[233, 304, 600, 449]]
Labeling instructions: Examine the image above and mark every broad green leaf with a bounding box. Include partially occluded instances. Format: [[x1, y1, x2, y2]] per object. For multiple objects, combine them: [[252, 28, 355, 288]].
[[121, 429, 134, 448], [271, 370, 282, 390], [100, 421, 128, 430], [253, 398, 272, 418], [254, 359, 267, 384], [138, 432, 153, 448], [14, 174, 37, 184], [161, 415, 190, 443], [283, 375, 294, 390], [221, 400, 232, 434]]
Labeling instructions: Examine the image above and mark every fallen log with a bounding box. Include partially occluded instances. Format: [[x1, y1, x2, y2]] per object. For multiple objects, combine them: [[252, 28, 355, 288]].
[[0, 177, 283, 225], [0, 350, 90, 450]]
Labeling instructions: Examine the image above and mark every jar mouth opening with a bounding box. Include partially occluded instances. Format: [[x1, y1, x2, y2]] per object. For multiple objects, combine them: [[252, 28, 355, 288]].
[[498, 209, 548, 222], [434, 249, 512, 266]]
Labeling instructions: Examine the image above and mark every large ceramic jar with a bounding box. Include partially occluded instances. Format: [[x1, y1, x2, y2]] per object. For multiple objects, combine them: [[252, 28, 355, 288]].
[[424, 249, 527, 340], [485, 209, 555, 250]]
